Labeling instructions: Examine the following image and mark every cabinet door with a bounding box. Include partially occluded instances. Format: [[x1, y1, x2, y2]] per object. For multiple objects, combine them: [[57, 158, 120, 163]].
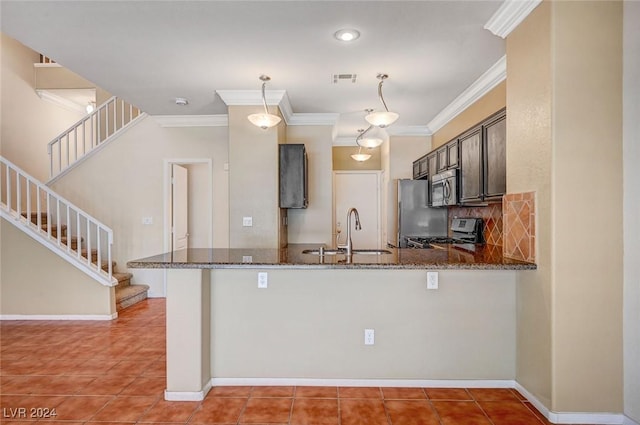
[[436, 147, 448, 172], [483, 112, 506, 199], [459, 128, 483, 202], [413, 160, 421, 179], [447, 140, 458, 169], [427, 153, 437, 177], [279, 144, 308, 208]]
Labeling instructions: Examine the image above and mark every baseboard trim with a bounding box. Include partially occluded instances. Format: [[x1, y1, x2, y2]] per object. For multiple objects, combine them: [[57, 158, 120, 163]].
[[164, 380, 212, 401], [210, 377, 516, 389], [0, 313, 117, 321], [514, 382, 635, 425]]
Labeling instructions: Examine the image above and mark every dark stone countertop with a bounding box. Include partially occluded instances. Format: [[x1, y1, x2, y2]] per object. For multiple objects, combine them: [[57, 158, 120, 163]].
[[127, 244, 536, 270]]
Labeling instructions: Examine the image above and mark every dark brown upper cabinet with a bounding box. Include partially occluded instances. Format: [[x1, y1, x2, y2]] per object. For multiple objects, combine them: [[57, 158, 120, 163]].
[[436, 147, 448, 173], [458, 127, 483, 203], [483, 111, 507, 200], [279, 144, 308, 208]]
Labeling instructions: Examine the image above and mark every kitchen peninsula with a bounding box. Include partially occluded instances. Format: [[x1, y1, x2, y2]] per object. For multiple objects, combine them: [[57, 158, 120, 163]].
[[128, 245, 535, 401]]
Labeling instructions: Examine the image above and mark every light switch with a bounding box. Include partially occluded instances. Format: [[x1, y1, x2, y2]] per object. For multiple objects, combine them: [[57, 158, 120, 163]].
[[142, 217, 153, 225], [242, 217, 253, 227]]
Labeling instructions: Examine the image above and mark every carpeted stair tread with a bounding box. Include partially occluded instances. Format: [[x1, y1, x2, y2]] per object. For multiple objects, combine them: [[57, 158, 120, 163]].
[[116, 284, 149, 311], [113, 272, 133, 289]]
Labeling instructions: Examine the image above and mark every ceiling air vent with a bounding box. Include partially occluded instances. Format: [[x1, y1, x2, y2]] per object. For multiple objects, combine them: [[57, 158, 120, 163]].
[[332, 74, 357, 84]]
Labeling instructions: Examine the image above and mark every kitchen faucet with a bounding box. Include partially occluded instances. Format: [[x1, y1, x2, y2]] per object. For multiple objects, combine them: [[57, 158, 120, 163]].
[[337, 207, 361, 255]]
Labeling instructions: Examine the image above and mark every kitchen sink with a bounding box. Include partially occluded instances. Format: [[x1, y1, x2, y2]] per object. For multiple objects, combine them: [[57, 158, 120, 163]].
[[302, 248, 392, 256]]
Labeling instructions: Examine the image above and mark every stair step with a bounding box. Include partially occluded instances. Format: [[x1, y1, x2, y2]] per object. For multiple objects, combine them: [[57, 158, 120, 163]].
[[100, 261, 117, 272], [81, 248, 98, 262], [60, 236, 84, 249], [41, 224, 67, 237], [113, 272, 133, 289], [116, 284, 149, 311], [22, 212, 49, 225]]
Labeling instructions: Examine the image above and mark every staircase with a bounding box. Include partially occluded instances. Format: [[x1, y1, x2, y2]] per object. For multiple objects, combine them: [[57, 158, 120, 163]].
[[1, 156, 148, 312], [48, 96, 144, 183]]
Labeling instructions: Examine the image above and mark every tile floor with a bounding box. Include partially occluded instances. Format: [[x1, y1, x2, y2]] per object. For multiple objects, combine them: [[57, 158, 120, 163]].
[[1, 299, 591, 425]]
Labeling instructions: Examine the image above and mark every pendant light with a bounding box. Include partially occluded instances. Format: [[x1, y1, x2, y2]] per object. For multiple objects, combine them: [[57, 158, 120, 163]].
[[356, 111, 385, 148], [351, 129, 372, 162], [247, 75, 282, 129], [365, 74, 399, 128], [350, 146, 372, 162]]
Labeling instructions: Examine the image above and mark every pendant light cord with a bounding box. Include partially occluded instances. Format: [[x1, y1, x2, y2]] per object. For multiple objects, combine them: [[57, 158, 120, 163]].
[[261, 81, 269, 115], [378, 80, 390, 112]]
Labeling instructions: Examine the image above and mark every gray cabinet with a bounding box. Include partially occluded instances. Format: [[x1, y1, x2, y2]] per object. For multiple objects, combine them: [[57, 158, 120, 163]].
[[459, 128, 483, 203], [483, 112, 507, 200], [279, 144, 308, 208]]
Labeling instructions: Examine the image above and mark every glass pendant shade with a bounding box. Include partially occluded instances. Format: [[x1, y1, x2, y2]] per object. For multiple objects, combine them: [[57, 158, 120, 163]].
[[365, 111, 399, 128], [247, 112, 281, 129], [248, 75, 281, 130], [351, 152, 372, 162]]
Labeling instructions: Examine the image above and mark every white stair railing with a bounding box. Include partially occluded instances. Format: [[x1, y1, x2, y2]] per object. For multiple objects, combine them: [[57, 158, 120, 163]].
[[48, 96, 143, 180], [1, 156, 116, 287]]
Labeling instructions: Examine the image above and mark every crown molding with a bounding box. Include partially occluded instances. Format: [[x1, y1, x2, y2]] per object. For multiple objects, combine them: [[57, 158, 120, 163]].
[[484, 0, 542, 38], [426, 55, 506, 134], [216, 89, 338, 127], [35, 89, 86, 114], [152, 115, 228, 127], [216, 89, 286, 106]]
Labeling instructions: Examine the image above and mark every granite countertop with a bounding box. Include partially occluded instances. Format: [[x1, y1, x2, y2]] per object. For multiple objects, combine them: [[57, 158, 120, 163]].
[[127, 244, 536, 270]]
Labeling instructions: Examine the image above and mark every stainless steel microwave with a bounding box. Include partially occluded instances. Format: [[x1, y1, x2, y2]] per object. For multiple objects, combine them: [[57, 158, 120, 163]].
[[431, 169, 457, 207]]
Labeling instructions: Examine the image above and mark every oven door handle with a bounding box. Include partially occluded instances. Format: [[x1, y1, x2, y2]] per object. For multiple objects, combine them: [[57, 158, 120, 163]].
[[443, 179, 451, 201]]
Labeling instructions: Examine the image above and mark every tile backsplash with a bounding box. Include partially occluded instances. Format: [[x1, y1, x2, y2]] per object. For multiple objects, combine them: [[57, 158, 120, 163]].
[[502, 192, 536, 263], [448, 203, 503, 246]]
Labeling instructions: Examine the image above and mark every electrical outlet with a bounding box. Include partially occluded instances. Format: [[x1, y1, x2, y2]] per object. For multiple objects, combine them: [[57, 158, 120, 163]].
[[364, 329, 375, 345], [243, 217, 253, 227], [427, 271, 439, 289], [242, 255, 253, 263], [258, 272, 268, 288], [142, 217, 153, 225]]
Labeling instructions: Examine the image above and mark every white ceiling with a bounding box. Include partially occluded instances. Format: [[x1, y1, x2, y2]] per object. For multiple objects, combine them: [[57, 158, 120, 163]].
[[0, 1, 505, 141]]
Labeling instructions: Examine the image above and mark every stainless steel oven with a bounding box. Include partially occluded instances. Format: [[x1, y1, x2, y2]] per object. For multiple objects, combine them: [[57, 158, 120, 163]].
[[431, 169, 457, 207]]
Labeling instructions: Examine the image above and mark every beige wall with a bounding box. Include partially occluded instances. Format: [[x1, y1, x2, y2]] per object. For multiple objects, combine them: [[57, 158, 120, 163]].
[[49, 117, 229, 297], [210, 269, 516, 380], [432, 81, 506, 149], [506, 1, 553, 408], [228, 105, 283, 249], [623, 1, 640, 420], [0, 33, 84, 181], [508, 0, 624, 414], [0, 219, 115, 317], [286, 125, 334, 245]]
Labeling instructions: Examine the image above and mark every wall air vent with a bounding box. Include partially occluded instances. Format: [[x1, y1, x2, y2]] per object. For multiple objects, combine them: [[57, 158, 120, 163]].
[[332, 74, 357, 84]]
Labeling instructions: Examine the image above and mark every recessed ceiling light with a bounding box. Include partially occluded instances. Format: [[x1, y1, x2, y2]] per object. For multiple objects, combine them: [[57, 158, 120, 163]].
[[175, 97, 189, 106], [334, 29, 360, 42]]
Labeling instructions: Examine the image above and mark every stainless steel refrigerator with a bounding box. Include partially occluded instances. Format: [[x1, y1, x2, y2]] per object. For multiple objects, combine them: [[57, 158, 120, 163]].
[[396, 179, 448, 248]]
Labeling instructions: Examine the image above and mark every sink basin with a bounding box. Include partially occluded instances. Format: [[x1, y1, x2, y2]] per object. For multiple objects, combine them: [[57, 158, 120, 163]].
[[351, 249, 392, 255], [302, 248, 392, 256], [302, 249, 343, 256]]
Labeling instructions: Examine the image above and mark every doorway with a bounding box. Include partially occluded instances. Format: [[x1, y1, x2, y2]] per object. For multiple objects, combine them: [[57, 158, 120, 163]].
[[163, 159, 213, 252], [333, 171, 382, 249]]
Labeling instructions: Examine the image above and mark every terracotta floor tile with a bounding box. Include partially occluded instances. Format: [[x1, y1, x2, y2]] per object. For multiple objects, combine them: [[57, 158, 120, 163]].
[[295, 386, 338, 398], [35, 375, 97, 395], [425, 388, 472, 400], [478, 400, 544, 425], [339, 399, 388, 425], [207, 386, 253, 397], [141, 359, 167, 377], [106, 359, 155, 376], [511, 388, 528, 400], [119, 376, 166, 396], [75, 375, 137, 396], [290, 398, 338, 425], [432, 401, 492, 425], [381, 387, 427, 400], [239, 397, 292, 424], [88, 395, 159, 422], [1, 376, 55, 395], [338, 386, 382, 399], [189, 397, 246, 423], [523, 402, 553, 425], [8, 395, 69, 411], [138, 398, 200, 423], [384, 399, 440, 425], [251, 386, 295, 398], [468, 388, 519, 401], [52, 395, 114, 421]]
